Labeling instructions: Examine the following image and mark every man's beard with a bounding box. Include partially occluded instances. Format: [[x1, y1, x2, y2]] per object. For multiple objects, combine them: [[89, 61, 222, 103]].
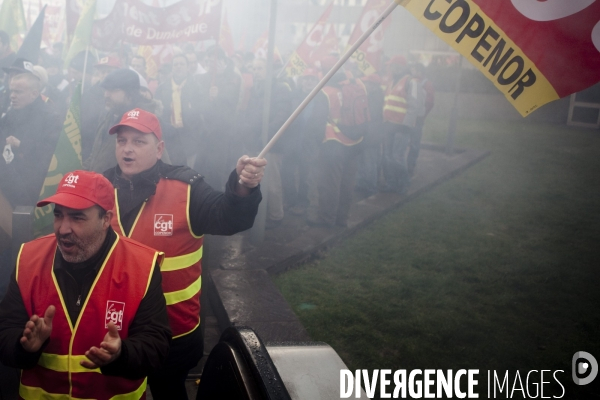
[[57, 229, 104, 263]]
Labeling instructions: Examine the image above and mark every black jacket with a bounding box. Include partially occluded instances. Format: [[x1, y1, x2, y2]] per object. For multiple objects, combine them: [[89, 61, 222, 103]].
[[0, 96, 62, 207], [103, 160, 262, 237], [0, 228, 172, 380]]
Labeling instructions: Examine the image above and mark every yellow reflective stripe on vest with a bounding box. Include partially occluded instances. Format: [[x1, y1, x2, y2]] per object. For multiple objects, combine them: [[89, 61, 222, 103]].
[[324, 136, 364, 146], [173, 320, 201, 340], [38, 353, 100, 374], [20, 384, 72, 400], [384, 105, 407, 114], [385, 95, 407, 103], [161, 246, 203, 272], [111, 378, 147, 400], [20, 378, 147, 400], [164, 276, 201, 305]]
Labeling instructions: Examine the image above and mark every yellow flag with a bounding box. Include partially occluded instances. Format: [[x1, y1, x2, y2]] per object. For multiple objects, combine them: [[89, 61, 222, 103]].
[[397, 0, 562, 117]]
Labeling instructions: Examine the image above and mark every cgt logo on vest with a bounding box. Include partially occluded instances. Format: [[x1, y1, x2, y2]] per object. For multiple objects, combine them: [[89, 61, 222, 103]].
[[105, 301, 125, 330], [154, 214, 174, 236]]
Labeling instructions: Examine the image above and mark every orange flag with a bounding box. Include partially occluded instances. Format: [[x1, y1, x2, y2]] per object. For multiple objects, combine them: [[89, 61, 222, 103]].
[[284, 2, 333, 77], [347, 0, 392, 76]]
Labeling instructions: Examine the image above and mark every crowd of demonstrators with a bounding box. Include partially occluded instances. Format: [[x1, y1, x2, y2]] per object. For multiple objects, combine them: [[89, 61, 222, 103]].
[[195, 45, 241, 190], [239, 57, 293, 228], [282, 68, 328, 217], [0, 27, 436, 397], [155, 53, 202, 167]]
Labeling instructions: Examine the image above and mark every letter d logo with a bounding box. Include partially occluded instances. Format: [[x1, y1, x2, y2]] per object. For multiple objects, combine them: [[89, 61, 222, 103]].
[[572, 351, 598, 385]]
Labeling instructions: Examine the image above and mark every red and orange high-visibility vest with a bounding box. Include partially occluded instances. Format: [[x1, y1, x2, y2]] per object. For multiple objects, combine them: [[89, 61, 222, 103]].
[[111, 178, 203, 339], [322, 86, 363, 146], [383, 75, 410, 125], [16, 234, 162, 400]]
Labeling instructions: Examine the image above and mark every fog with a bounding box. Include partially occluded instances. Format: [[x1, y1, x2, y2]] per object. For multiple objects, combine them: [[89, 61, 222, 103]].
[[0, 0, 598, 397]]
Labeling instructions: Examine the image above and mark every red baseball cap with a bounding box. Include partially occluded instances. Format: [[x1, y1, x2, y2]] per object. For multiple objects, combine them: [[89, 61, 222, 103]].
[[108, 108, 162, 141], [37, 170, 115, 211]]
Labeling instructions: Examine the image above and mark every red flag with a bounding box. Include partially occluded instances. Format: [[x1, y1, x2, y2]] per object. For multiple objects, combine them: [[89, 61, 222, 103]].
[[42, 5, 65, 50], [347, 0, 392, 76], [284, 2, 333, 77], [399, 0, 600, 116], [220, 10, 235, 57], [253, 30, 282, 63], [310, 24, 340, 66]]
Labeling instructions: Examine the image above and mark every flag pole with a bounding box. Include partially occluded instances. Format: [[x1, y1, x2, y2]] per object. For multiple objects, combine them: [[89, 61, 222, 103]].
[[81, 45, 90, 94], [256, 0, 398, 159]]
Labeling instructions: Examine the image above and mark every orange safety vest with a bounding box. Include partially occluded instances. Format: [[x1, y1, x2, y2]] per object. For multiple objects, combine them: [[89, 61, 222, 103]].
[[322, 86, 363, 147], [383, 75, 410, 125], [16, 234, 162, 400], [111, 179, 204, 339]]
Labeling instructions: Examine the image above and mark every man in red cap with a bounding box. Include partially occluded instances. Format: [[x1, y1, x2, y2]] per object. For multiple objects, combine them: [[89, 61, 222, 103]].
[[0, 170, 171, 399], [103, 108, 266, 398]]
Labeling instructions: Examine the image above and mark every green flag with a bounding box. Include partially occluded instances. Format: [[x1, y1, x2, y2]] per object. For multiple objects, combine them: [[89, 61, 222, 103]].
[[34, 86, 83, 237], [0, 0, 27, 51], [64, 0, 97, 69]]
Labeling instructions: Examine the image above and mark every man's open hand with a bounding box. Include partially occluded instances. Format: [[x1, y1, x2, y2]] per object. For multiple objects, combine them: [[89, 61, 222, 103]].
[[20, 305, 55, 352], [80, 322, 122, 369]]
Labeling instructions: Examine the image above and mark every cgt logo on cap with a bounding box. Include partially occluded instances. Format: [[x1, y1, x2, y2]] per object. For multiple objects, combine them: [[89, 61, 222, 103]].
[[127, 110, 140, 119], [63, 173, 80, 188], [573, 351, 598, 385]]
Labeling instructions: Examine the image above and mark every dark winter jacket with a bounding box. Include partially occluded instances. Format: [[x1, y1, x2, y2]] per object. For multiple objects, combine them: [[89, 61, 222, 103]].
[[0, 96, 62, 206]]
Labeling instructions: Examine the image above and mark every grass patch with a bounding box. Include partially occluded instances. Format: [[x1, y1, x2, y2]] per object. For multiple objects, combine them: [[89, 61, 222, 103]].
[[273, 118, 600, 399]]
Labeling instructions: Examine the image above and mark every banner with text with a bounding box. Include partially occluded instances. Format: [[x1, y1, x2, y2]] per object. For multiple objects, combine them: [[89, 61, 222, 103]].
[[92, 0, 222, 50], [398, 0, 600, 116]]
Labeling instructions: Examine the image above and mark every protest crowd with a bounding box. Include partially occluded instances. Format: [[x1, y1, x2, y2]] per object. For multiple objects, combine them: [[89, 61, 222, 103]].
[[0, 40, 435, 228], [0, 0, 435, 397]]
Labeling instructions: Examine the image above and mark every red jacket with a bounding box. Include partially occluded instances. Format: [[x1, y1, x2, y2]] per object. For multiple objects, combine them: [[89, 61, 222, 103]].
[[322, 86, 363, 146]]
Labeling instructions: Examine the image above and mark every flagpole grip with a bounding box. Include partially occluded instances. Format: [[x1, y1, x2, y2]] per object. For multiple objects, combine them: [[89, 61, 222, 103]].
[[256, 0, 399, 160]]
